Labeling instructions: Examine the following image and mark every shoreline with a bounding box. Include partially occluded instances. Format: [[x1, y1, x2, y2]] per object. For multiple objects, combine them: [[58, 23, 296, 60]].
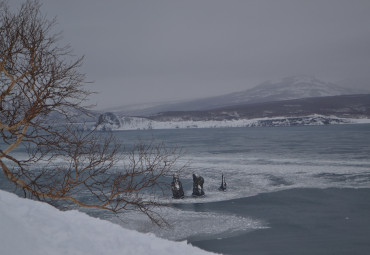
[[96, 115, 370, 131]]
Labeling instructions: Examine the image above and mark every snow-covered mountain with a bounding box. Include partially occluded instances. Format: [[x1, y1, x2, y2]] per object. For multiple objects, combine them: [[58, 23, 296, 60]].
[[94, 75, 370, 130], [111, 75, 368, 116], [175, 75, 368, 110], [224, 75, 365, 105], [95, 94, 370, 131]]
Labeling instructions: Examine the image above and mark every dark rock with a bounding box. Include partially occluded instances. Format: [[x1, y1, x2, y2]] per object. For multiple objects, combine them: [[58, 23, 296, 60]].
[[96, 112, 121, 131], [192, 174, 205, 197], [171, 176, 184, 199], [218, 174, 227, 191]]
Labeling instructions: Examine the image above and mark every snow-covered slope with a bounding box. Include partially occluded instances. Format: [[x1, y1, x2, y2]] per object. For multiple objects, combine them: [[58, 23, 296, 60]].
[[109, 75, 368, 115], [95, 93, 370, 131], [0, 190, 217, 255], [180, 75, 367, 110], [229, 75, 362, 104]]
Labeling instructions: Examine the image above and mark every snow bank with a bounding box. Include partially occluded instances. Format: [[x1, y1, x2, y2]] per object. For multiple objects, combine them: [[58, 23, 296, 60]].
[[0, 190, 217, 255]]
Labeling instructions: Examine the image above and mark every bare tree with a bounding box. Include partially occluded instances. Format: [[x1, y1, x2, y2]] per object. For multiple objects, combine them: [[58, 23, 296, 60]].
[[0, 0, 182, 226]]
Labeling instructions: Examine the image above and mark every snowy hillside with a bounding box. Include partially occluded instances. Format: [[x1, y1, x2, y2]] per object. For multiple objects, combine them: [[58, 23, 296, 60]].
[[95, 93, 370, 131], [0, 190, 216, 255], [229, 75, 363, 104], [108, 75, 368, 115], [178, 75, 367, 110]]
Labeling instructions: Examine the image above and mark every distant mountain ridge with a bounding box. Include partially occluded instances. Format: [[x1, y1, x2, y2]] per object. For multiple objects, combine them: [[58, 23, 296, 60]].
[[151, 94, 370, 121], [111, 75, 368, 116], [93, 75, 370, 130], [95, 94, 370, 130], [229, 75, 363, 104]]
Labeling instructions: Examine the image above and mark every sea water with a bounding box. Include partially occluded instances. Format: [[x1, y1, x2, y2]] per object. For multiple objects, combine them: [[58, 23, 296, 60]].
[[99, 125, 370, 244], [1, 124, 370, 254], [112, 124, 370, 201]]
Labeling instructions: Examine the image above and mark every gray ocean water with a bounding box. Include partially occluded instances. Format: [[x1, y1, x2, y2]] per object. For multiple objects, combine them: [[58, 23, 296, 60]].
[[102, 124, 370, 255], [2, 124, 370, 254], [113, 124, 370, 200]]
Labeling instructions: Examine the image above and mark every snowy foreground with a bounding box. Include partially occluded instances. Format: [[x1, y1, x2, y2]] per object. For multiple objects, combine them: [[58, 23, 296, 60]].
[[0, 190, 217, 255]]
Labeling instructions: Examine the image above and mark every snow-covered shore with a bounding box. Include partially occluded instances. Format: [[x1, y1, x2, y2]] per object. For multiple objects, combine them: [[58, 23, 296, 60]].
[[96, 114, 370, 131], [0, 190, 217, 255]]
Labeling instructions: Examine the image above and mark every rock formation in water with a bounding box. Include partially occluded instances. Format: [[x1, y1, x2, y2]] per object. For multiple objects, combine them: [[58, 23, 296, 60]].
[[192, 174, 205, 197], [171, 176, 184, 199], [218, 174, 227, 191]]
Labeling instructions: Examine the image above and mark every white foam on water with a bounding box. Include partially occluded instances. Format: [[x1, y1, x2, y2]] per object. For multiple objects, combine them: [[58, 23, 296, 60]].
[[108, 206, 266, 241], [169, 155, 370, 204]]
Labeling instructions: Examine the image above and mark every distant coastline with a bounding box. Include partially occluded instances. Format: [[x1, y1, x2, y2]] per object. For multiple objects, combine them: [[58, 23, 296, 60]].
[[94, 93, 370, 131], [95, 114, 370, 131]]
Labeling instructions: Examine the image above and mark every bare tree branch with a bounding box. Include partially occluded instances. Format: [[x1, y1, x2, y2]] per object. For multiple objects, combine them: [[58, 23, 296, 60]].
[[0, 0, 183, 226]]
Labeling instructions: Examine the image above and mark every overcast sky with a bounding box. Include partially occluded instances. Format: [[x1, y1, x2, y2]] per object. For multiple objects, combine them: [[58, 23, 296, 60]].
[[9, 0, 370, 109]]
